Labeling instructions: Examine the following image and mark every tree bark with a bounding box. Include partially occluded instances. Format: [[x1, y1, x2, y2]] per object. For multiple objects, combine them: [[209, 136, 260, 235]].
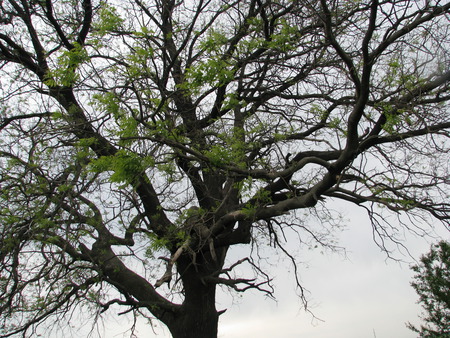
[[168, 286, 219, 338], [166, 254, 222, 338]]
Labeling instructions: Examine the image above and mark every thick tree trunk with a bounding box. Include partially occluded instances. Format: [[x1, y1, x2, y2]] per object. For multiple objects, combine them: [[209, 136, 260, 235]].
[[167, 286, 219, 338], [165, 254, 222, 338]]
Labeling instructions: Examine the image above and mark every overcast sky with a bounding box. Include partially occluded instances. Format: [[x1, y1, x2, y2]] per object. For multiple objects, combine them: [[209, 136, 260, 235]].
[[73, 204, 447, 338]]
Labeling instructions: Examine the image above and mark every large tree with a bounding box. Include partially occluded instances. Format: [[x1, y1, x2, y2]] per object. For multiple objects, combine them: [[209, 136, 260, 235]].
[[0, 0, 449, 337]]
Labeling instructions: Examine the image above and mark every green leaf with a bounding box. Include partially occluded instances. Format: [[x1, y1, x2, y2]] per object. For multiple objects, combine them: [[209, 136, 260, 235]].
[[44, 42, 89, 87], [92, 1, 124, 36], [90, 150, 150, 186]]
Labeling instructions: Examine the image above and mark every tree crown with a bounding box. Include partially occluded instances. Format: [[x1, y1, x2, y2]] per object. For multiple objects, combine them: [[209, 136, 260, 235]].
[[0, 0, 449, 336]]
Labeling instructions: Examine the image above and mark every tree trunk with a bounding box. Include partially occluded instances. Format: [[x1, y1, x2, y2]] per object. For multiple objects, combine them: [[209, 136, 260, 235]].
[[167, 287, 219, 338], [165, 254, 221, 338]]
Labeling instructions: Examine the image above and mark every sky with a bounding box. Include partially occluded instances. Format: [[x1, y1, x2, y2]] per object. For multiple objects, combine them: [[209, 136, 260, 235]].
[[85, 204, 449, 338]]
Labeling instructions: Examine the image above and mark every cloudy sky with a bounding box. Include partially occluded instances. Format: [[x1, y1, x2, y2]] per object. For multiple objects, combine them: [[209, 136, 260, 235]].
[[80, 204, 447, 338]]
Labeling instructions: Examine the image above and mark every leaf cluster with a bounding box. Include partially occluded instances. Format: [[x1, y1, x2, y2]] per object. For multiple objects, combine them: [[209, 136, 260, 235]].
[[408, 241, 450, 337]]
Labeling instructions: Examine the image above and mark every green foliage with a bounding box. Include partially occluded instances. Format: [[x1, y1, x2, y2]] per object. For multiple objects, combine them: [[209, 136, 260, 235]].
[[156, 160, 180, 184], [240, 17, 302, 53], [91, 92, 139, 143], [145, 216, 192, 258], [267, 19, 302, 52], [125, 45, 155, 80], [91, 92, 121, 119], [117, 116, 139, 141], [241, 202, 257, 218], [204, 129, 246, 168], [374, 102, 406, 134], [178, 29, 236, 93], [145, 234, 171, 257], [92, 1, 124, 36], [44, 42, 89, 87], [146, 119, 184, 143], [385, 57, 425, 91], [133, 26, 155, 38], [254, 188, 272, 205], [383, 111, 402, 134], [233, 176, 257, 201], [407, 241, 450, 337], [240, 186, 273, 219], [90, 150, 153, 186], [199, 29, 228, 53], [236, 35, 266, 55], [206, 144, 234, 167], [328, 116, 343, 130], [75, 137, 97, 161], [222, 93, 243, 110], [182, 57, 235, 93], [384, 59, 404, 88]]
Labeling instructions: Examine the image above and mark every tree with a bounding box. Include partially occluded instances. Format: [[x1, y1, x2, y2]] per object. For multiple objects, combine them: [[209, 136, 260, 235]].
[[0, 0, 449, 337], [408, 240, 450, 337]]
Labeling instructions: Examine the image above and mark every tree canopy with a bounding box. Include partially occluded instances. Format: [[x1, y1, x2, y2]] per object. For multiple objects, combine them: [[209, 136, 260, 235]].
[[0, 0, 449, 337]]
